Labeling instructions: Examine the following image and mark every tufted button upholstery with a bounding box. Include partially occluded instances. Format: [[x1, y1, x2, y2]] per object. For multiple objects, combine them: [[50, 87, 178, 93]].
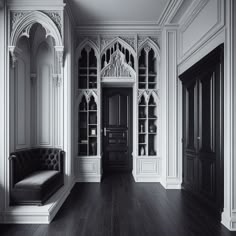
[[9, 148, 64, 205]]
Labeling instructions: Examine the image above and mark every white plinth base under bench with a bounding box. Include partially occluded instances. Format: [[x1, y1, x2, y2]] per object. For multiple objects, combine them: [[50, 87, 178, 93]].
[[0, 182, 74, 224]]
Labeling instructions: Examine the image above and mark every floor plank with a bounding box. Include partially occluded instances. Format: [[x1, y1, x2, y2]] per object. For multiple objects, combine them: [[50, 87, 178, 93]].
[[0, 173, 235, 236]]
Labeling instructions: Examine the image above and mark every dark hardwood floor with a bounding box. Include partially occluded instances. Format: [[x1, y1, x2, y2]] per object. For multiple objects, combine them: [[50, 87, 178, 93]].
[[0, 173, 235, 236]]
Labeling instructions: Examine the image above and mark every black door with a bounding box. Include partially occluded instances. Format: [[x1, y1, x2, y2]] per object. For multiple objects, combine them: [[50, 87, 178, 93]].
[[180, 45, 224, 216], [102, 88, 132, 172]]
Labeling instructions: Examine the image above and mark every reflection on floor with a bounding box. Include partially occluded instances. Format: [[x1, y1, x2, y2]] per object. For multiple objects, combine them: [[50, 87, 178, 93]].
[[0, 173, 234, 236]]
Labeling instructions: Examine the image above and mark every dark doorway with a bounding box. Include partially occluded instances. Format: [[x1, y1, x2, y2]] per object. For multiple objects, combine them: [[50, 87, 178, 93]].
[[102, 88, 133, 173], [180, 45, 224, 218]]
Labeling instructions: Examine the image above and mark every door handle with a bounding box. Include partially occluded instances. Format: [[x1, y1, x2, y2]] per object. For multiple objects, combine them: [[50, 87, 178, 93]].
[[197, 136, 200, 140], [104, 127, 107, 136]]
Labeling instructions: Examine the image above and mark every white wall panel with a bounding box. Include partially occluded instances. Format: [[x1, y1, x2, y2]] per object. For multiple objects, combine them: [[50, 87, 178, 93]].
[[233, 0, 236, 212], [179, 0, 224, 63], [37, 64, 52, 146], [0, 2, 6, 215], [14, 43, 31, 150], [15, 59, 26, 147], [182, 0, 218, 55], [167, 30, 177, 178]]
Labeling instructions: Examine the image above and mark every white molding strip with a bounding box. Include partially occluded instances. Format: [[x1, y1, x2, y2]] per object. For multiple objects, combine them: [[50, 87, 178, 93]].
[[76, 24, 162, 34], [161, 178, 182, 189], [134, 176, 161, 183], [75, 175, 101, 183], [222, 212, 236, 231]]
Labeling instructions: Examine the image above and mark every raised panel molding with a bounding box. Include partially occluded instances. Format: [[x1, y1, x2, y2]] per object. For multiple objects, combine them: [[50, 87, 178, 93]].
[[37, 64, 52, 146], [75, 157, 101, 182], [15, 57, 28, 149], [16, 63, 26, 146], [161, 27, 181, 189], [179, 0, 224, 63], [135, 158, 161, 182]]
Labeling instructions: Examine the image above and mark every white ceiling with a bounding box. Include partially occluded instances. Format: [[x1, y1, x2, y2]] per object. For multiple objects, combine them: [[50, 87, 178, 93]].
[[70, 0, 171, 25]]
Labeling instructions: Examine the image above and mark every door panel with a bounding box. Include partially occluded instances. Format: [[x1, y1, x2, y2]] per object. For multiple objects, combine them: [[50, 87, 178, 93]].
[[185, 80, 198, 151], [103, 88, 132, 172], [199, 72, 215, 153], [181, 45, 224, 216], [198, 69, 217, 202]]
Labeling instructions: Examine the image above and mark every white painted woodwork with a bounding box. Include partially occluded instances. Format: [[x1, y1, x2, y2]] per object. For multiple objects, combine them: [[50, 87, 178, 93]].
[[0, 3, 74, 223], [75, 157, 101, 182], [0, 0, 6, 219], [233, 0, 236, 213], [179, 0, 224, 64], [161, 28, 181, 189], [160, 27, 181, 189], [75, 36, 160, 183], [15, 57, 30, 149], [37, 64, 52, 145], [221, 0, 236, 231]]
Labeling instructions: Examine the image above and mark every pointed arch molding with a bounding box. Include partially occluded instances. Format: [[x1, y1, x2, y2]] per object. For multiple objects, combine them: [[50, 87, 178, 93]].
[[77, 90, 98, 106], [138, 37, 160, 60], [101, 37, 136, 60], [76, 39, 99, 60], [9, 11, 63, 67], [138, 90, 159, 103]]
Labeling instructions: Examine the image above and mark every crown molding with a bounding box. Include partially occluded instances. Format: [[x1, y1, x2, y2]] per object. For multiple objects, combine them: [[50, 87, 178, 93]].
[[178, 0, 205, 27], [165, 0, 185, 24], [158, 0, 181, 26], [76, 23, 162, 35], [7, 0, 66, 10]]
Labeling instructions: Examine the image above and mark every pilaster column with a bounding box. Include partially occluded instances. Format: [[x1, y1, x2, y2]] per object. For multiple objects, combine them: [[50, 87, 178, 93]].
[[161, 26, 180, 189]]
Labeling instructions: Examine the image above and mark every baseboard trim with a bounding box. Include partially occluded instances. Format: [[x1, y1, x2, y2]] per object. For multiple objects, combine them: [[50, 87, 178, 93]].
[[1, 181, 75, 224], [161, 180, 182, 189], [221, 210, 236, 231], [75, 175, 101, 182], [134, 175, 161, 182]]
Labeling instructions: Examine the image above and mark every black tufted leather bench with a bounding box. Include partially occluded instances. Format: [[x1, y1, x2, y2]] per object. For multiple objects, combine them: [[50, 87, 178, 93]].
[[9, 148, 64, 205]]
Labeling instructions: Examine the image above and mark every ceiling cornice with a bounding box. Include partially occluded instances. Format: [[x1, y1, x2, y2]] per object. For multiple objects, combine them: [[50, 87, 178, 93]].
[[157, 0, 181, 26], [76, 24, 162, 35], [7, 0, 65, 10]]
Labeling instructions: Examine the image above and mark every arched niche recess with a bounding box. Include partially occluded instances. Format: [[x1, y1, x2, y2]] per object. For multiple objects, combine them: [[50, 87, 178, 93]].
[[76, 40, 99, 90], [138, 38, 160, 90], [9, 11, 63, 71], [9, 11, 64, 151], [77, 90, 98, 156], [138, 90, 159, 157]]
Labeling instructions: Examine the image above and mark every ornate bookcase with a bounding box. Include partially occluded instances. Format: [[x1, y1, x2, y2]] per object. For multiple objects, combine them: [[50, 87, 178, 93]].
[[78, 92, 98, 156], [75, 36, 160, 182], [76, 42, 101, 182], [138, 92, 158, 156], [136, 40, 160, 182]]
